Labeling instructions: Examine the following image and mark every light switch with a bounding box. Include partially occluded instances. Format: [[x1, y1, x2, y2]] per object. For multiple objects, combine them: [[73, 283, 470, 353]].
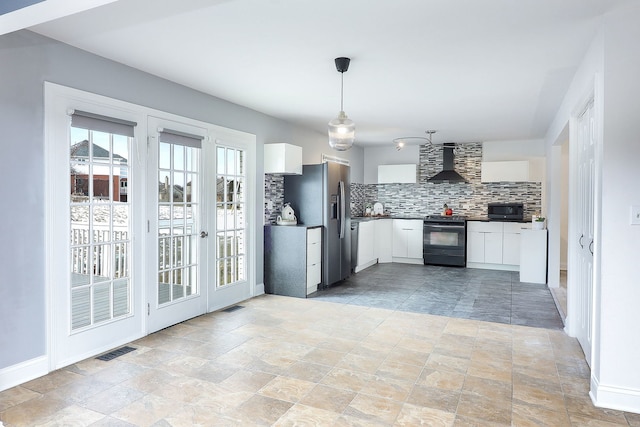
[[631, 205, 640, 225]]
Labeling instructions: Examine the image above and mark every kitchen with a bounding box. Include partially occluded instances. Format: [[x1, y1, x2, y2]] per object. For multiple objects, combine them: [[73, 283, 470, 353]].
[[263, 138, 555, 327], [2, 0, 640, 419]]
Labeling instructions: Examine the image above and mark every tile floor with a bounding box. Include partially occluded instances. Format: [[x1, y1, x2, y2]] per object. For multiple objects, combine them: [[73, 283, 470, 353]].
[[2, 294, 640, 426], [312, 264, 564, 329]]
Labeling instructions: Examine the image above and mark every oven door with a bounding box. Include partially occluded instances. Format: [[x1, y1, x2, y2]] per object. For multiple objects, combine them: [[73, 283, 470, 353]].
[[423, 222, 466, 266]]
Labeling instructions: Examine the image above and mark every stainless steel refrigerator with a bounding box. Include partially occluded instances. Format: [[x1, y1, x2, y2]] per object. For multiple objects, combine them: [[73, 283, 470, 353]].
[[284, 162, 351, 288]]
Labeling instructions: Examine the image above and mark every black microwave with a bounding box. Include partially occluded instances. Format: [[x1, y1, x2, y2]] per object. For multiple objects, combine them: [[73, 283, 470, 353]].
[[488, 203, 524, 220]]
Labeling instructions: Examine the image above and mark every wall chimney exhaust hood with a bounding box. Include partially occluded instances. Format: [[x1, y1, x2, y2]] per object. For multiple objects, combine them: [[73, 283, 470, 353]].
[[428, 143, 467, 183]]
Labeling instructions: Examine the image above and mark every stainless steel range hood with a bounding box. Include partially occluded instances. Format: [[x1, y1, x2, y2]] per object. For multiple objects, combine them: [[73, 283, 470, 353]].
[[428, 143, 467, 183]]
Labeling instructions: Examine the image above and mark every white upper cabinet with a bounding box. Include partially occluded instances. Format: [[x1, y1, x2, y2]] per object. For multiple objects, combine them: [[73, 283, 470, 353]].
[[264, 143, 302, 175], [481, 161, 530, 183], [378, 164, 417, 184]]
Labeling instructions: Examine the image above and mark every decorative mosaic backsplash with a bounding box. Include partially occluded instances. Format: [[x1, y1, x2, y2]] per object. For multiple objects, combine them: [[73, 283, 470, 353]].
[[264, 142, 542, 223], [264, 174, 284, 224]]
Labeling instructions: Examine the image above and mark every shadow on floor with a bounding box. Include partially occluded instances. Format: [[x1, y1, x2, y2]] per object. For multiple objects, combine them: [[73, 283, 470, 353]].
[[309, 263, 564, 329]]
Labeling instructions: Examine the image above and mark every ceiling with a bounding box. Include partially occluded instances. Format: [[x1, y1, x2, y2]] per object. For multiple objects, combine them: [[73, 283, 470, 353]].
[[10, 0, 630, 147]]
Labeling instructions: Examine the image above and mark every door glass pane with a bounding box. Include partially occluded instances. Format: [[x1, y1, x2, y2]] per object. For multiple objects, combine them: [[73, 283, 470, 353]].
[[215, 145, 246, 288], [157, 135, 200, 305], [69, 126, 131, 331]]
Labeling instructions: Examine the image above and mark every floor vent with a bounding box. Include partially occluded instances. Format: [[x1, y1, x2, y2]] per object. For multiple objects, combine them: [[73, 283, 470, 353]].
[[96, 346, 136, 361], [222, 305, 244, 313]]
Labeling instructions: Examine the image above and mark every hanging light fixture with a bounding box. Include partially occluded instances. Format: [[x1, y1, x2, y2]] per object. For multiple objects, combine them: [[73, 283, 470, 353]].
[[328, 57, 355, 151], [392, 132, 435, 151]]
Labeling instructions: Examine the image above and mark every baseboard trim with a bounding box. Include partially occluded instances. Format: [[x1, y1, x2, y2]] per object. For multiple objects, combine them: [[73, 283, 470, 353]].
[[466, 262, 519, 272], [255, 282, 265, 296], [392, 257, 424, 265], [591, 375, 640, 413], [0, 355, 48, 392]]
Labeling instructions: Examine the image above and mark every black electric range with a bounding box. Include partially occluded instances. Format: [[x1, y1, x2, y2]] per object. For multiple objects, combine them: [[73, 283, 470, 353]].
[[423, 215, 467, 267]]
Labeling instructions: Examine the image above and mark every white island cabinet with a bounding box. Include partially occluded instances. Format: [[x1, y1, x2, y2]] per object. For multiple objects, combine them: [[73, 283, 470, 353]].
[[519, 229, 548, 284], [392, 219, 423, 264]]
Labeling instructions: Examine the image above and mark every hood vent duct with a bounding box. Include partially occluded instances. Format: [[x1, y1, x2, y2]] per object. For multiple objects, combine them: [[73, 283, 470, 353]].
[[428, 143, 467, 183]]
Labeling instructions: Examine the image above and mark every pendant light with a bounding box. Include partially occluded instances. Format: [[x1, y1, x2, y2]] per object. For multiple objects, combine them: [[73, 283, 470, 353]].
[[328, 57, 355, 151]]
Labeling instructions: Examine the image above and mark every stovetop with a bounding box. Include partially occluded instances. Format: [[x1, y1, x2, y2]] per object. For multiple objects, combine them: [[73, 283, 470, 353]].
[[424, 214, 467, 222]]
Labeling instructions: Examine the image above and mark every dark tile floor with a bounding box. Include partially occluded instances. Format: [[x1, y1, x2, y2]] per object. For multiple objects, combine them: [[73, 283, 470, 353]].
[[310, 263, 564, 329]]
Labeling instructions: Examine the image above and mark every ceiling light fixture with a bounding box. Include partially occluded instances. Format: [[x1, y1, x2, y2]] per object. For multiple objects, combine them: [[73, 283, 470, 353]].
[[328, 57, 355, 151], [392, 131, 436, 151]]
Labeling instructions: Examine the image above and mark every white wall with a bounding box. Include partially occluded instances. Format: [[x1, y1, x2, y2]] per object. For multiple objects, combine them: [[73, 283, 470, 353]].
[[595, 0, 640, 411], [482, 139, 546, 160], [363, 145, 420, 184], [0, 30, 365, 379], [545, 1, 640, 412]]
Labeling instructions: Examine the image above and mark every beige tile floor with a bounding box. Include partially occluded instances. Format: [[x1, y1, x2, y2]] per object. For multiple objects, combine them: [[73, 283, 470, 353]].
[[2, 294, 640, 426]]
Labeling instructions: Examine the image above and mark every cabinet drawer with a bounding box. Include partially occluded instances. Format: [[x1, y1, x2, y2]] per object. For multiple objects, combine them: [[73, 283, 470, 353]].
[[467, 221, 503, 233], [503, 222, 527, 233], [307, 227, 321, 244], [307, 240, 321, 264]]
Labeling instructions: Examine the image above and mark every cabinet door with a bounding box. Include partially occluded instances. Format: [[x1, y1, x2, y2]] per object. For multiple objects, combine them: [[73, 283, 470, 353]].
[[407, 220, 424, 258], [502, 232, 521, 265], [484, 232, 503, 264], [467, 231, 485, 263], [307, 228, 322, 264], [306, 227, 322, 294], [374, 219, 393, 263], [306, 263, 321, 294], [358, 221, 376, 265], [392, 220, 409, 257]]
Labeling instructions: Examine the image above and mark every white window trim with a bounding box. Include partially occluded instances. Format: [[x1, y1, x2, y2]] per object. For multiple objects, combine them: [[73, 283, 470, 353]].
[[44, 82, 257, 370]]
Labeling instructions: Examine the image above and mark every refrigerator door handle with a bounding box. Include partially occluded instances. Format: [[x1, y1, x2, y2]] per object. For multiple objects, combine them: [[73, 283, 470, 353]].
[[338, 180, 346, 238]]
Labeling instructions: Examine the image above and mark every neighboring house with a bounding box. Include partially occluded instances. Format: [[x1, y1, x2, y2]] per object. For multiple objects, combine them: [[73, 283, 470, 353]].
[[70, 140, 127, 202]]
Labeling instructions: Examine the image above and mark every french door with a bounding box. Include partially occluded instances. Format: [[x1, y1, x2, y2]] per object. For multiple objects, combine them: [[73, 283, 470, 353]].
[[146, 118, 208, 333], [574, 100, 595, 365], [47, 96, 145, 369], [207, 140, 252, 311], [47, 84, 256, 369]]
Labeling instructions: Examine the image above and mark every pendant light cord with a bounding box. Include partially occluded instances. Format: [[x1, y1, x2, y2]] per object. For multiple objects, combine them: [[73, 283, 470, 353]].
[[340, 71, 344, 112]]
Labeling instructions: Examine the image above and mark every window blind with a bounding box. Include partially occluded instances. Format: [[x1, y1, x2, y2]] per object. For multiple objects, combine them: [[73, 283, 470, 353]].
[[158, 128, 204, 148], [70, 110, 137, 137]]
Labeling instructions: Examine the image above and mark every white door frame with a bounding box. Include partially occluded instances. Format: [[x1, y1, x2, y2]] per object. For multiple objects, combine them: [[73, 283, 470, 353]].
[[565, 75, 603, 373], [207, 129, 257, 312], [145, 116, 209, 333], [44, 82, 258, 371], [44, 83, 147, 369]]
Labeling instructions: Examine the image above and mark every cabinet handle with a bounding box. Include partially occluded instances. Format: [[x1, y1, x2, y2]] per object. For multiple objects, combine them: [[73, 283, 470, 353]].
[[579, 234, 584, 248], [589, 240, 594, 255]]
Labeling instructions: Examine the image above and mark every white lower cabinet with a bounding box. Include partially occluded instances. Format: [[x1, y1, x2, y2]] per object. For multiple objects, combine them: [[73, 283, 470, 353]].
[[392, 219, 423, 264], [374, 219, 393, 263], [519, 229, 547, 284], [467, 221, 529, 271], [356, 221, 376, 272], [502, 222, 524, 266], [306, 227, 322, 295]]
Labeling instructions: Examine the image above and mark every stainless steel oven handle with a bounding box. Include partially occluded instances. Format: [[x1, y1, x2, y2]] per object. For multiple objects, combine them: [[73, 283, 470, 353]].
[[424, 224, 464, 229]]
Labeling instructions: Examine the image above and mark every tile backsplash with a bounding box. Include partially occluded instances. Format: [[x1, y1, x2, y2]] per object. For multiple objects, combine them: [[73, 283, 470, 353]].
[[264, 142, 542, 223], [264, 174, 284, 224]]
